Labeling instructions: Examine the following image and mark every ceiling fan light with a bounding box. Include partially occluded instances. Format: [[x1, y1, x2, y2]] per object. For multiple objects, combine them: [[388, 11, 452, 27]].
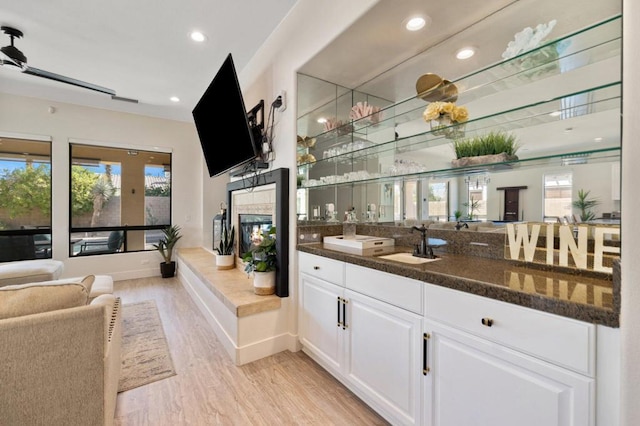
[[190, 31, 206, 42]]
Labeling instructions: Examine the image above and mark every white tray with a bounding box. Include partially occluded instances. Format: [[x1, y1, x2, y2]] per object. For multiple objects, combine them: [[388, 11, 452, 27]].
[[323, 235, 395, 250]]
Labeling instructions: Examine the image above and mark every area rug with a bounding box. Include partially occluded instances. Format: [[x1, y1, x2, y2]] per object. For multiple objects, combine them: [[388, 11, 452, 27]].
[[118, 300, 177, 392]]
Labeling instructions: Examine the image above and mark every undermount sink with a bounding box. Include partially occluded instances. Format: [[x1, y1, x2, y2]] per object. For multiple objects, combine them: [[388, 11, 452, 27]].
[[377, 252, 441, 264]]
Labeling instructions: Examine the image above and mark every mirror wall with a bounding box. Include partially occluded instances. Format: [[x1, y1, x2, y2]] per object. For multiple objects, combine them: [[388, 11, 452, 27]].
[[296, 0, 621, 228]]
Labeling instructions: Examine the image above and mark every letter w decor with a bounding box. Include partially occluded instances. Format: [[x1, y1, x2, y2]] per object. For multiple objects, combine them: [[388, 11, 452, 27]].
[[505, 222, 620, 273]]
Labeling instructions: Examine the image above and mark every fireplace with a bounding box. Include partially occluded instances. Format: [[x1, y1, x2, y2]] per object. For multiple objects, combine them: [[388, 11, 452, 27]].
[[238, 214, 273, 257], [226, 168, 288, 297]]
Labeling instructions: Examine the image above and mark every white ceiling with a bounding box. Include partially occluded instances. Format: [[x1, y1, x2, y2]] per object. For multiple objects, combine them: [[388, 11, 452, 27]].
[[0, 0, 298, 122], [0, 0, 621, 133]]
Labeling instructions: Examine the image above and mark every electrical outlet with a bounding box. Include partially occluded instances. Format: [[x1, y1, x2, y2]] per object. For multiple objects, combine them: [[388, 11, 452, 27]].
[[278, 90, 287, 111]]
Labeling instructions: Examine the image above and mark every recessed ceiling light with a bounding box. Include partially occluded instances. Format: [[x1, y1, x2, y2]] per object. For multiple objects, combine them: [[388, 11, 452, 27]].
[[404, 15, 430, 31], [405, 17, 426, 31], [594, 137, 604, 142], [455, 47, 476, 60], [317, 117, 327, 124], [549, 111, 562, 117], [190, 31, 206, 42], [170, 96, 180, 103]]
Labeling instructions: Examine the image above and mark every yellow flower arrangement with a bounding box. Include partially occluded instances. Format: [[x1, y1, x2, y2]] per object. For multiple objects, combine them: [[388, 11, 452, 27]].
[[423, 102, 469, 124]]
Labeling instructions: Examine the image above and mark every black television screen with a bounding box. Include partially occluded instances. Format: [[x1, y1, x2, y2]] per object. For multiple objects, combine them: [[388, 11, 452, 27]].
[[193, 53, 262, 177]]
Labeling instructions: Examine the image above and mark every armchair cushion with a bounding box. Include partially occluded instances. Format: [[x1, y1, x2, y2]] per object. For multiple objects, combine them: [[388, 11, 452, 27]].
[[0, 259, 64, 287], [0, 280, 89, 320]]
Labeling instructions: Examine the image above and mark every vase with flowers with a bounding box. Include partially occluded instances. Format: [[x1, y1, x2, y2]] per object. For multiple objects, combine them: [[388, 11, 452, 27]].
[[423, 101, 469, 139], [242, 227, 277, 295]]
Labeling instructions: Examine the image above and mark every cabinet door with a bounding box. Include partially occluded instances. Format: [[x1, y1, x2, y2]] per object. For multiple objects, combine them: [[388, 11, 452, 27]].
[[345, 289, 423, 426], [423, 319, 594, 426], [299, 273, 344, 374]]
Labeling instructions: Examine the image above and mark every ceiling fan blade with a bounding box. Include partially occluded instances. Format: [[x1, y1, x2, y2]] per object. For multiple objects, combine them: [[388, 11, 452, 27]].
[[23, 66, 116, 96]]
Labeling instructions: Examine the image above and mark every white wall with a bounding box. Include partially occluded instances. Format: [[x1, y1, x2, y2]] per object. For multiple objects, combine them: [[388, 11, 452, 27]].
[[484, 162, 617, 221], [238, 1, 639, 424], [0, 93, 203, 280], [621, 0, 640, 424], [200, 0, 379, 339]]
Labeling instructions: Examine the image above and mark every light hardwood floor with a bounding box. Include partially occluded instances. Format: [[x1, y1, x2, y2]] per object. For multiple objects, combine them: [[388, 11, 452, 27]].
[[113, 276, 389, 426]]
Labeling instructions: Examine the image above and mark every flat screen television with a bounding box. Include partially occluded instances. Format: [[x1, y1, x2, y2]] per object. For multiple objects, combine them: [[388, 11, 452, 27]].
[[192, 53, 264, 178]]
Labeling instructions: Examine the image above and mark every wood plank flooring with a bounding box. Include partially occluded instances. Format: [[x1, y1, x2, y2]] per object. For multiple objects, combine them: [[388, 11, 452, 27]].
[[113, 276, 389, 426]]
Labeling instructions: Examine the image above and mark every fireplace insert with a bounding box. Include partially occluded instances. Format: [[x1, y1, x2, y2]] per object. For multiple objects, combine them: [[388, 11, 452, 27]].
[[238, 214, 273, 257]]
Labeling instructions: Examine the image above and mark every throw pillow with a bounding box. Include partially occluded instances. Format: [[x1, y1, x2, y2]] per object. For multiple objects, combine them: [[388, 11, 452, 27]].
[[79, 274, 96, 295], [0, 281, 89, 320]]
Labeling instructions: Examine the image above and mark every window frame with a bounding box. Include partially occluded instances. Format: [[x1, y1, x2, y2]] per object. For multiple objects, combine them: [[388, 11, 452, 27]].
[[68, 141, 173, 257]]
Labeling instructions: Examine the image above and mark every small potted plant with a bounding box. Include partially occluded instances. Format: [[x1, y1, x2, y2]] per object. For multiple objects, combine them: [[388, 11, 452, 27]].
[[451, 130, 520, 167], [153, 224, 182, 278], [215, 222, 235, 270], [572, 189, 600, 222], [242, 226, 277, 295]]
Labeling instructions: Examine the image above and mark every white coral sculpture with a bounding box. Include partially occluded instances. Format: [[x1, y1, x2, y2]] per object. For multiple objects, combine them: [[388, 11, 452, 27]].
[[502, 19, 557, 60]]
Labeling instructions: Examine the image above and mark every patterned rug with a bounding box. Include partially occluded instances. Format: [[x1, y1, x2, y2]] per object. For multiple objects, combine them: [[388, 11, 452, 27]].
[[118, 300, 177, 392]]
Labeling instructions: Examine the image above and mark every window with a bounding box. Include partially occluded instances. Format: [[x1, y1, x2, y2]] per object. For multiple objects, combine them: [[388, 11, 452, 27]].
[[0, 137, 52, 262], [428, 181, 449, 221], [465, 175, 489, 220], [69, 143, 172, 256], [544, 172, 572, 222]]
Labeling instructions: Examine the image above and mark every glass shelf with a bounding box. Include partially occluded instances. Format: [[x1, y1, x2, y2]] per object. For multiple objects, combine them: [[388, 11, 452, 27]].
[[296, 14, 622, 224], [297, 83, 620, 171], [298, 147, 620, 190], [296, 15, 621, 155]]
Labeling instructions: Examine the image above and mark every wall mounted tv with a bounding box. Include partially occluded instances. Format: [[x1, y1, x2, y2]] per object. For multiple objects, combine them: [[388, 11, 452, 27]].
[[192, 53, 266, 178]]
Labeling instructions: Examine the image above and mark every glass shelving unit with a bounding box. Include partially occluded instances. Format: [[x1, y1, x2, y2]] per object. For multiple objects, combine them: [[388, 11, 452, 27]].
[[296, 15, 622, 222]]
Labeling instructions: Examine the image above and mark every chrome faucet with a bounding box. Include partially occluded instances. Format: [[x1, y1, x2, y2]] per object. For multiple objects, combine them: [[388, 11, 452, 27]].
[[411, 224, 435, 258], [455, 221, 469, 231]]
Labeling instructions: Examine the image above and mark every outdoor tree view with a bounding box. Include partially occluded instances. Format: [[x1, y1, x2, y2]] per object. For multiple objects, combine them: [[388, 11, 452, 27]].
[[0, 139, 172, 261]]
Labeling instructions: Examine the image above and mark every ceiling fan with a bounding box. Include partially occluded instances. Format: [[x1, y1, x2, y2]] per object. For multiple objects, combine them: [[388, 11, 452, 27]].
[[0, 25, 117, 96]]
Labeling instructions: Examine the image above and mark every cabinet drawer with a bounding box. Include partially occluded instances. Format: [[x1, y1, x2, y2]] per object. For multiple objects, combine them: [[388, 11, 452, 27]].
[[298, 252, 345, 286], [424, 284, 595, 376], [346, 264, 423, 314]]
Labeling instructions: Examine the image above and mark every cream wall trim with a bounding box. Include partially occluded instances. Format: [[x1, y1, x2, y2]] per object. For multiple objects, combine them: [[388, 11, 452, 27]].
[[68, 137, 173, 153], [0, 131, 52, 141], [597, 325, 620, 426], [621, 0, 640, 424]]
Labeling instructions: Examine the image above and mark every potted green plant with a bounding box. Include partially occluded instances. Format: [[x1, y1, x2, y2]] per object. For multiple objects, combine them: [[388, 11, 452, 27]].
[[572, 189, 600, 222], [451, 131, 520, 167], [153, 224, 182, 278], [242, 226, 277, 295], [214, 222, 235, 270]]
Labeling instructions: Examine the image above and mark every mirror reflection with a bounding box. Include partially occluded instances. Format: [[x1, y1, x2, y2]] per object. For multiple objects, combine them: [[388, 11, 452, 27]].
[[296, 0, 621, 233]]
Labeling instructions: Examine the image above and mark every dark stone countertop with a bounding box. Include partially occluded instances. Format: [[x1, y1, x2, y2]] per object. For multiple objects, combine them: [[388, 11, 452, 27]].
[[297, 242, 619, 327]]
